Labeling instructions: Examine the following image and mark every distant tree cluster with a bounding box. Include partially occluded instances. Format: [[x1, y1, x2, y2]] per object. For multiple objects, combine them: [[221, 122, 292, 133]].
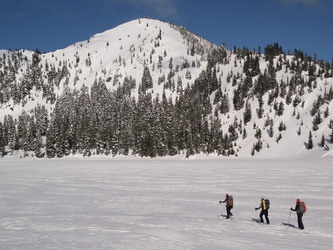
[[0, 68, 237, 158]]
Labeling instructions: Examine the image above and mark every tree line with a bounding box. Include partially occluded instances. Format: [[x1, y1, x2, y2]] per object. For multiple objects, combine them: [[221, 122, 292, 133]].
[[0, 43, 333, 158]]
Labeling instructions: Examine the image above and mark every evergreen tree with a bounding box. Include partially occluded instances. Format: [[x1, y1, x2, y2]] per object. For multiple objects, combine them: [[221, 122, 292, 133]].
[[255, 128, 261, 139], [177, 76, 183, 94], [141, 66, 153, 92], [34, 130, 42, 157], [213, 88, 222, 105], [46, 123, 56, 158], [275, 133, 282, 143], [278, 121, 286, 131], [324, 106, 329, 118], [307, 131, 313, 149], [253, 139, 263, 153], [243, 100, 252, 124], [242, 128, 247, 140], [35, 104, 48, 136], [220, 93, 229, 114], [297, 125, 302, 136], [0, 122, 5, 157], [233, 87, 245, 110], [293, 95, 302, 107], [320, 134, 325, 147], [252, 55, 260, 76], [17, 111, 29, 150], [257, 95, 264, 119], [286, 90, 293, 105], [312, 110, 322, 131], [211, 67, 219, 91], [268, 123, 274, 138], [5, 115, 16, 150], [277, 101, 284, 116], [264, 43, 283, 62], [254, 72, 271, 97]]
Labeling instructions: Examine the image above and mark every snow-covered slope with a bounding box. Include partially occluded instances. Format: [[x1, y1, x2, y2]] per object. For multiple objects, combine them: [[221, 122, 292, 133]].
[[48, 18, 213, 93], [0, 18, 218, 121], [1, 18, 215, 111], [0, 158, 332, 249], [0, 18, 332, 159]]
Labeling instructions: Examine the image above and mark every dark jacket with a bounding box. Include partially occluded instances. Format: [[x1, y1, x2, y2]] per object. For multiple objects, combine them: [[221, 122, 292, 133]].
[[221, 195, 232, 208], [256, 199, 268, 211], [291, 202, 304, 229], [291, 202, 301, 213]]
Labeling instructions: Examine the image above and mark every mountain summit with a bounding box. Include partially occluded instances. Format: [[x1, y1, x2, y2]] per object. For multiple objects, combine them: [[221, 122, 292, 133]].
[[0, 18, 332, 159], [50, 18, 217, 95], [1, 18, 219, 114]]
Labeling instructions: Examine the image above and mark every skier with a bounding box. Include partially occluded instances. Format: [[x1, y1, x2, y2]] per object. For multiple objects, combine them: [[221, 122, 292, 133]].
[[219, 194, 233, 219], [290, 199, 305, 230], [255, 197, 270, 224]]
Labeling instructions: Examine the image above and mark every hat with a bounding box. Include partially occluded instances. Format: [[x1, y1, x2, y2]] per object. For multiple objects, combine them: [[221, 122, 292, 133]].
[[296, 199, 300, 203], [261, 196, 264, 200]]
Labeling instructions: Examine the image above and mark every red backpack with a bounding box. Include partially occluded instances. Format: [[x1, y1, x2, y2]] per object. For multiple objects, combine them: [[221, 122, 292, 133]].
[[227, 196, 234, 207], [299, 201, 307, 213]]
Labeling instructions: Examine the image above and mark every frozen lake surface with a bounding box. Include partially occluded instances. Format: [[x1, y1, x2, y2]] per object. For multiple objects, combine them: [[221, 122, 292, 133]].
[[0, 157, 332, 249]]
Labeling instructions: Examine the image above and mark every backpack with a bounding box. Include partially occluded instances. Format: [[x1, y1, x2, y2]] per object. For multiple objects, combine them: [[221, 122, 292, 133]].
[[299, 201, 306, 213], [263, 199, 270, 210], [227, 196, 234, 207]]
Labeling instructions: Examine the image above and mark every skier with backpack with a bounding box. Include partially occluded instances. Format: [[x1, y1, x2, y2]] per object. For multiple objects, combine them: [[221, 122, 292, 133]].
[[219, 194, 233, 219], [255, 197, 270, 224], [290, 199, 305, 229]]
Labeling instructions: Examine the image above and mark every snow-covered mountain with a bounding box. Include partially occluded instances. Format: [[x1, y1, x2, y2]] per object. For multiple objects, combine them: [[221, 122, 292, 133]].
[[0, 18, 332, 159], [0, 18, 215, 110]]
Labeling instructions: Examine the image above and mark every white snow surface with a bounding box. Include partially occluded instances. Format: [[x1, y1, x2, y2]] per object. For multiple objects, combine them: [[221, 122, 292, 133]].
[[0, 156, 332, 249]]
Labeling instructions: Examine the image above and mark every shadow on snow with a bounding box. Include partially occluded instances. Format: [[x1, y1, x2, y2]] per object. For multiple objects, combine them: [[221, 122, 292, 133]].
[[282, 222, 298, 229]]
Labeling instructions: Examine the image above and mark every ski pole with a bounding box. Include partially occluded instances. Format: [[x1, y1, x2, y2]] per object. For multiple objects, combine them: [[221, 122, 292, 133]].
[[288, 210, 291, 224], [219, 201, 224, 216]]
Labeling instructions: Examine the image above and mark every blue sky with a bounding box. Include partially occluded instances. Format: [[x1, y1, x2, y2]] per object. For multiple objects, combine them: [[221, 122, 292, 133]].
[[0, 0, 332, 61]]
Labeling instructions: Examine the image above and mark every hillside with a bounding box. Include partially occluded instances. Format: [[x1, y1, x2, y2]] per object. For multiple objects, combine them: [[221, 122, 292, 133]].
[[0, 18, 332, 159]]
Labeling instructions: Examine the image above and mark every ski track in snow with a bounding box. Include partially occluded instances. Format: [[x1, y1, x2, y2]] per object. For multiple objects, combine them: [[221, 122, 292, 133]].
[[0, 158, 332, 249]]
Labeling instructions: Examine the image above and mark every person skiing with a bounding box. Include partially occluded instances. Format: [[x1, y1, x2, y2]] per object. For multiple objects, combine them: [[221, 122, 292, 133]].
[[290, 199, 305, 230], [255, 197, 270, 224], [219, 194, 233, 219]]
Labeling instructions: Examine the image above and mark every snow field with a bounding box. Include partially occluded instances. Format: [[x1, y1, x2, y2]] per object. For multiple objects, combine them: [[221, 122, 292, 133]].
[[0, 157, 332, 249]]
